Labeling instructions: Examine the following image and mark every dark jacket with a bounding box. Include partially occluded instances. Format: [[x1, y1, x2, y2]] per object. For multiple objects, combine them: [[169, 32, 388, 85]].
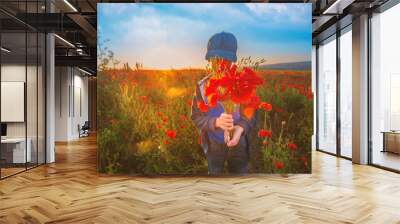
[[190, 75, 256, 154]]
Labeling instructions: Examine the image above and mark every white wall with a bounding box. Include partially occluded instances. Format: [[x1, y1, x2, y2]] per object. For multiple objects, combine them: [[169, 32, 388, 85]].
[[1, 65, 38, 138], [55, 67, 69, 141], [72, 73, 89, 138], [1, 65, 26, 140], [55, 67, 89, 141]]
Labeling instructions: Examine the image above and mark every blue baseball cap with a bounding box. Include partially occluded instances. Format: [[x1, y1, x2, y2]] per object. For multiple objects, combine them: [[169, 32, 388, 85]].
[[205, 32, 237, 62]]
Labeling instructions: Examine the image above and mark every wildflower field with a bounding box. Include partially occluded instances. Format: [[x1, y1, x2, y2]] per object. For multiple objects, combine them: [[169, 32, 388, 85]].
[[98, 68, 313, 174]]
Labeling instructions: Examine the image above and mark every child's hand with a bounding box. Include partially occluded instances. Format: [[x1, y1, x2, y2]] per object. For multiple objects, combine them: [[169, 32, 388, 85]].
[[215, 113, 233, 131], [224, 130, 231, 143], [227, 125, 244, 147]]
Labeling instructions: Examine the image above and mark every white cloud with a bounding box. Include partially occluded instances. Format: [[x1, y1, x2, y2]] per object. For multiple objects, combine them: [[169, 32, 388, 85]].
[[170, 3, 257, 26], [112, 9, 211, 69], [98, 3, 133, 16], [172, 3, 216, 14], [245, 3, 288, 15], [245, 3, 309, 24]]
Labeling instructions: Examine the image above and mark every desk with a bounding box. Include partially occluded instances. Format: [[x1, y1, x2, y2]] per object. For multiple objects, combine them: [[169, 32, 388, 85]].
[[382, 131, 400, 154], [1, 138, 31, 164]]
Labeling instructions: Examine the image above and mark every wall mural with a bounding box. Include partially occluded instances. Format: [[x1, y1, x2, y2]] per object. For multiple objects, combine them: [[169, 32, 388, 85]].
[[97, 3, 313, 175]]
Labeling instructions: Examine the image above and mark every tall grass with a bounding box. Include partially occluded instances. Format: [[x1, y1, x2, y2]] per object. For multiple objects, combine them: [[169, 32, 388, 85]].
[[98, 68, 313, 174]]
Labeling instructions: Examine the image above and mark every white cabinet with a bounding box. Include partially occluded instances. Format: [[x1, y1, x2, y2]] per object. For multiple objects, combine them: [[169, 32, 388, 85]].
[[1, 138, 32, 163]]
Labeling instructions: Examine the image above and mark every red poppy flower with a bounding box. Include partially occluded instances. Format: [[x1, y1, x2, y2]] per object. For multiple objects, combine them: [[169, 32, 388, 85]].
[[120, 80, 128, 88], [275, 107, 282, 113], [287, 142, 298, 150], [300, 155, 307, 165], [205, 78, 220, 96], [179, 115, 186, 121], [197, 101, 208, 112], [242, 95, 260, 119], [165, 130, 176, 140], [129, 78, 138, 86], [140, 95, 148, 102], [205, 65, 263, 105], [231, 67, 263, 104], [259, 102, 272, 111], [274, 83, 279, 92], [163, 140, 169, 145], [206, 77, 231, 102], [306, 90, 313, 100], [247, 95, 261, 108], [274, 161, 284, 169], [208, 93, 218, 108], [162, 117, 168, 123], [156, 111, 163, 117], [187, 99, 193, 106], [258, 129, 272, 138]]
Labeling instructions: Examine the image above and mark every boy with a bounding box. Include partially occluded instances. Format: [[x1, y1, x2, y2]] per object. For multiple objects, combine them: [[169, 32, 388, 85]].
[[191, 32, 255, 175]]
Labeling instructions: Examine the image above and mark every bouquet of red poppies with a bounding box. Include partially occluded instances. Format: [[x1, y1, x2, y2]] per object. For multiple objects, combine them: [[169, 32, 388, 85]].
[[204, 60, 264, 142]]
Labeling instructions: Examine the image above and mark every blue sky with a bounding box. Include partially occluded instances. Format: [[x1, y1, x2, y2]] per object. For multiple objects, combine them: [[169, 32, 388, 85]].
[[98, 3, 311, 69]]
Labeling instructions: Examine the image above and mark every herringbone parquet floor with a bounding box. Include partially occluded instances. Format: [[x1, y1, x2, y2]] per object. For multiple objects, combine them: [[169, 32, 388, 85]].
[[1, 136, 400, 224]]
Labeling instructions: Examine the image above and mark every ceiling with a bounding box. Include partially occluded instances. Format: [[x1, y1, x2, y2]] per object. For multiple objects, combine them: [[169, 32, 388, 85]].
[[0, 0, 98, 74], [311, 0, 390, 43]]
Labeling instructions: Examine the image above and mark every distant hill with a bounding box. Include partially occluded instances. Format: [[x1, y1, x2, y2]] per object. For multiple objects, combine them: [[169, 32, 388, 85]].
[[260, 61, 311, 71]]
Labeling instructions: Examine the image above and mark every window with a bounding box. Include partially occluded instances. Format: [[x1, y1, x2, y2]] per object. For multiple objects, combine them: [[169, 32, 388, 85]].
[[317, 35, 337, 154], [0, 1, 47, 179], [339, 26, 352, 158], [370, 3, 400, 171]]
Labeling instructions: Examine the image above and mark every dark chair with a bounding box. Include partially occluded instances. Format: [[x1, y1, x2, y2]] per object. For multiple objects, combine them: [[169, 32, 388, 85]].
[[79, 121, 90, 138]]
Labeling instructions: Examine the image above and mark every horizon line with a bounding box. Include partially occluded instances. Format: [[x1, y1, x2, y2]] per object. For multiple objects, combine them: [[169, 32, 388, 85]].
[[115, 60, 312, 70]]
